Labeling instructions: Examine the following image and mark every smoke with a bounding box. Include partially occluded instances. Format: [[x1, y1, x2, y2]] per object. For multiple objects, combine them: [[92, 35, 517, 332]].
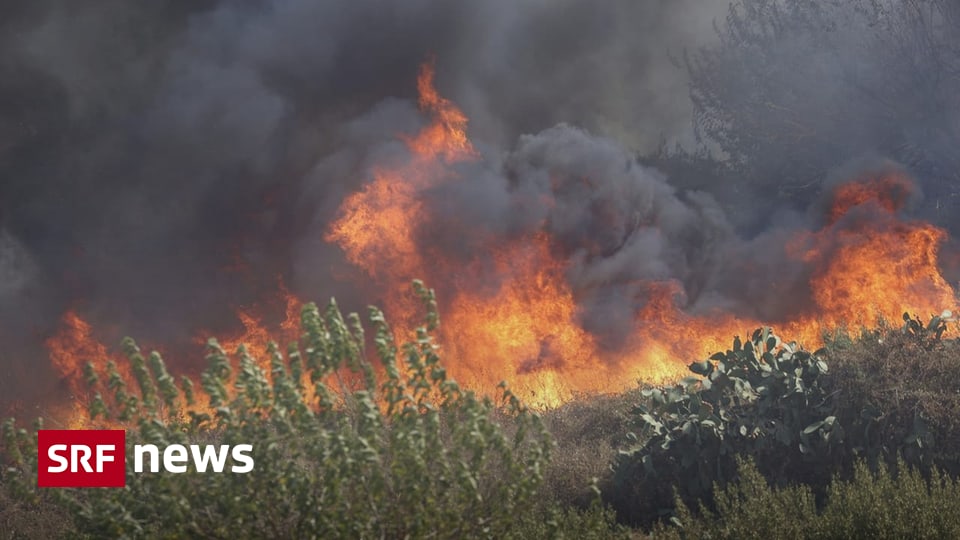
[[3, 0, 952, 408], [678, 0, 960, 234], [0, 0, 729, 404], [501, 126, 734, 347]]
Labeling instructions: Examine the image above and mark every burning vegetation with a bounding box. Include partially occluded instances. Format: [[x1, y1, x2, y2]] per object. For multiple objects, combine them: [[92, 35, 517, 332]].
[[8, 1, 960, 537], [40, 60, 958, 422]]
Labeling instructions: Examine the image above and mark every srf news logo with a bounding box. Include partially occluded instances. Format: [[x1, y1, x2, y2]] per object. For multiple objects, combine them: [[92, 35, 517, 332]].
[[37, 430, 254, 488]]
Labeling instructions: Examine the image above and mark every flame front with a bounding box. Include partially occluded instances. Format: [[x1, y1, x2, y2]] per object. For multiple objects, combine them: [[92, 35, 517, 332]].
[[44, 280, 304, 426], [42, 62, 959, 417], [324, 61, 958, 407], [45, 311, 131, 427]]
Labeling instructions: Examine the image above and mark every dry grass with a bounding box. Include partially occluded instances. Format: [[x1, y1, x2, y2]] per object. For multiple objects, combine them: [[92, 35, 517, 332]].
[[825, 326, 960, 474], [0, 488, 72, 540], [540, 390, 642, 507], [9, 322, 960, 537]]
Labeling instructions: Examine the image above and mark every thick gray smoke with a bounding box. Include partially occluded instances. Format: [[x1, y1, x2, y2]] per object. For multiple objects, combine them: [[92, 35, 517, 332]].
[[500, 126, 733, 348], [2, 0, 950, 412], [0, 0, 728, 406]]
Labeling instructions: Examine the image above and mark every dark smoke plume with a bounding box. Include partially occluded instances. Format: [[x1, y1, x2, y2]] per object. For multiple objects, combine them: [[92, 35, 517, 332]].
[[2, 0, 954, 410], [0, 0, 725, 405]]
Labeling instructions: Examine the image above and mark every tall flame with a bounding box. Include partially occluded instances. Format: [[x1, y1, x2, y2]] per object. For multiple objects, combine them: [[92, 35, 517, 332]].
[[193, 277, 303, 370], [44, 311, 131, 427], [41, 61, 959, 418], [44, 278, 304, 426], [325, 61, 958, 407]]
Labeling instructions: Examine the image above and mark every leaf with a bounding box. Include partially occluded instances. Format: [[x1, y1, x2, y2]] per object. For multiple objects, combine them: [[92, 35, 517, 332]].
[[803, 420, 824, 435], [641, 413, 662, 429], [643, 454, 655, 474], [690, 360, 712, 375], [689, 392, 703, 412], [762, 351, 778, 370], [697, 401, 715, 419], [860, 404, 882, 420]]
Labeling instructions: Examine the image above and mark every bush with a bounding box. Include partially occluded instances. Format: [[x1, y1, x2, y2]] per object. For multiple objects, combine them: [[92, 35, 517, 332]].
[[610, 327, 838, 526], [540, 391, 641, 509], [611, 314, 960, 527], [508, 502, 633, 540], [1, 282, 572, 539], [653, 457, 960, 539], [682, 0, 960, 228], [6, 282, 960, 536], [813, 313, 960, 483]]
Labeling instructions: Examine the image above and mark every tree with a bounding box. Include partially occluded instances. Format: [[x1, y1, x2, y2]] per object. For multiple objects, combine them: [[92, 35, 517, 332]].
[[681, 0, 960, 231]]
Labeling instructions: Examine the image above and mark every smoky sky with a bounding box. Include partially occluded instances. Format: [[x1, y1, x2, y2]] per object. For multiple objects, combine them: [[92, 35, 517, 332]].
[[0, 0, 729, 404], [1, 0, 950, 408]]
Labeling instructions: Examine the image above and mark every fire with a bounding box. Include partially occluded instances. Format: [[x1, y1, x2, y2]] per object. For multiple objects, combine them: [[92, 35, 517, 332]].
[[44, 278, 305, 426], [44, 311, 133, 428], [326, 62, 475, 285], [826, 172, 914, 225], [407, 61, 476, 161], [325, 63, 718, 405], [46, 311, 111, 385], [193, 277, 302, 369], [324, 60, 958, 407], [441, 233, 603, 401], [789, 212, 953, 343], [40, 61, 959, 418]]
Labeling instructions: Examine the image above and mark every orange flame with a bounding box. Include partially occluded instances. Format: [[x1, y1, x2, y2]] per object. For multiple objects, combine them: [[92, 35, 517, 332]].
[[826, 172, 914, 224], [44, 277, 305, 426], [41, 62, 960, 418], [407, 61, 476, 161], [324, 60, 958, 407], [45, 311, 111, 384], [193, 277, 303, 370], [44, 311, 132, 427]]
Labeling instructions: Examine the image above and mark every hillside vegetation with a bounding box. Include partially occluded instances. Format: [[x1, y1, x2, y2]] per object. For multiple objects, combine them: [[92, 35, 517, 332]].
[[4, 283, 960, 538]]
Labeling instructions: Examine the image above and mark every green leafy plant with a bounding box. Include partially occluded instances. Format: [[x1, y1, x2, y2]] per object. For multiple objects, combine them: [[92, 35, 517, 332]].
[[653, 457, 960, 540], [1, 281, 558, 539], [822, 311, 959, 477], [611, 313, 960, 527], [611, 327, 838, 525]]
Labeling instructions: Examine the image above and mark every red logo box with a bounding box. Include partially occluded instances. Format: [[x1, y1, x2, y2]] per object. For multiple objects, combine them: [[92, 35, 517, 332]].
[[37, 430, 126, 487]]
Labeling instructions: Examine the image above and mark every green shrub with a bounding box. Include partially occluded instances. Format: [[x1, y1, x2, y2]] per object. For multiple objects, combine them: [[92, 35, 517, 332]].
[[611, 327, 839, 526], [611, 314, 960, 527], [824, 312, 960, 476], [1, 282, 568, 539], [507, 501, 633, 540], [652, 457, 960, 540], [7, 283, 960, 537]]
